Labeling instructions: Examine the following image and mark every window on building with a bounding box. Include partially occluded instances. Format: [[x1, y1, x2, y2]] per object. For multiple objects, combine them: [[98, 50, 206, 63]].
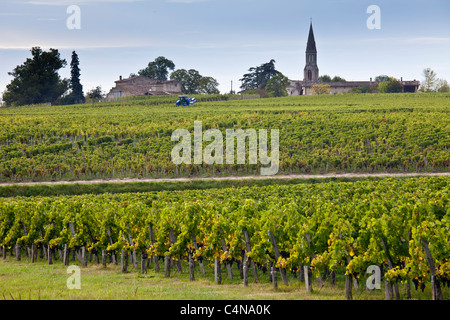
[[308, 70, 312, 81]]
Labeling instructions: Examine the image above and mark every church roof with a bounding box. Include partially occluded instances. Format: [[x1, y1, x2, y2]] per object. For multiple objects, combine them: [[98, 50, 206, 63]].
[[306, 22, 317, 53]]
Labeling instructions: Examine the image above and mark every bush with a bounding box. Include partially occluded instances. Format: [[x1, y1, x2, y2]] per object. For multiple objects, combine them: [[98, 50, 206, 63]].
[[379, 79, 403, 93]]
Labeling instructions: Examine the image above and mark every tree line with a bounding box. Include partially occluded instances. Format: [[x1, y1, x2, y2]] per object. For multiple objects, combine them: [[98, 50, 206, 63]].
[[2, 48, 84, 107], [131, 56, 220, 95], [2, 47, 449, 107], [311, 71, 449, 95], [1, 48, 222, 107]]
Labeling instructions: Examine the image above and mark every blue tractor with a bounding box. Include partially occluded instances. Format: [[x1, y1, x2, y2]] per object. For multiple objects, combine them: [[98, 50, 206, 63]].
[[176, 95, 197, 106]]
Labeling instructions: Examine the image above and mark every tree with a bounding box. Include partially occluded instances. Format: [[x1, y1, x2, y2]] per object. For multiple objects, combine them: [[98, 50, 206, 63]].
[[170, 69, 218, 94], [331, 76, 346, 82], [318, 75, 346, 82], [2, 47, 68, 107], [318, 75, 332, 82], [350, 84, 378, 94], [86, 86, 104, 100], [240, 59, 279, 91], [138, 56, 175, 81], [419, 68, 449, 92], [198, 76, 220, 94], [265, 73, 289, 97], [437, 79, 450, 93], [68, 51, 85, 104], [311, 84, 330, 95], [375, 75, 390, 82], [421, 68, 438, 92], [170, 69, 202, 94], [379, 78, 403, 93]]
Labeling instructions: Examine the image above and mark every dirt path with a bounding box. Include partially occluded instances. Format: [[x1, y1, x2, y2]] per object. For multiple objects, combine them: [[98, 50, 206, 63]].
[[0, 172, 448, 187]]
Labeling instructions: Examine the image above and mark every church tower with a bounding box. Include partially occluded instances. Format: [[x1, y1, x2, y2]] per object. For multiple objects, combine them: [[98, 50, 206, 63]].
[[303, 22, 319, 82]]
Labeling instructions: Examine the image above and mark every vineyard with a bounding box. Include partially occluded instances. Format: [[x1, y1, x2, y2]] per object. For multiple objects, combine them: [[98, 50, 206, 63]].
[[0, 93, 449, 182], [1, 176, 449, 300]]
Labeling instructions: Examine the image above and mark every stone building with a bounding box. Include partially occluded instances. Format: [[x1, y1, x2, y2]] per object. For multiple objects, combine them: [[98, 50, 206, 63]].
[[106, 75, 182, 99], [287, 23, 421, 95]]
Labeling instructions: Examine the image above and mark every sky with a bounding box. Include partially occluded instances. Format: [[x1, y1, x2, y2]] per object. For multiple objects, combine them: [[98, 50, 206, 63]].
[[0, 0, 449, 100]]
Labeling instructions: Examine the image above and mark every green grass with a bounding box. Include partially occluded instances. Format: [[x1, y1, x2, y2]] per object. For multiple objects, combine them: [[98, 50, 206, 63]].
[[0, 175, 401, 198], [0, 254, 441, 300]]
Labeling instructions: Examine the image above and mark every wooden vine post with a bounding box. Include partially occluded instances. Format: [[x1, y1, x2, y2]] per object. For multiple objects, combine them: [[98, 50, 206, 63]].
[[304, 265, 312, 293], [148, 224, 160, 272], [121, 249, 128, 273], [214, 257, 222, 285], [221, 236, 233, 280], [31, 243, 37, 263], [381, 238, 400, 300], [85, 223, 99, 264], [169, 228, 182, 273], [243, 229, 259, 283], [15, 244, 21, 261], [107, 227, 117, 265], [305, 233, 322, 289], [48, 245, 53, 265], [188, 251, 195, 281], [164, 253, 171, 278], [422, 240, 443, 300], [268, 230, 288, 285], [345, 257, 352, 300], [243, 252, 249, 286], [271, 266, 278, 290], [191, 232, 205, 275], [127, 232, 137, 269]]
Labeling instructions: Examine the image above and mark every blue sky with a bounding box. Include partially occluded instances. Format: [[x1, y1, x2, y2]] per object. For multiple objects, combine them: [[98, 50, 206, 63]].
[[0, 0, 449, 99]]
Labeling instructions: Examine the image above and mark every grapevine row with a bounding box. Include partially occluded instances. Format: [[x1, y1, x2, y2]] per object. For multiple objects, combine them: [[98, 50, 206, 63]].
[[1, 93, 449, 182], [0, 177, 449, 299]]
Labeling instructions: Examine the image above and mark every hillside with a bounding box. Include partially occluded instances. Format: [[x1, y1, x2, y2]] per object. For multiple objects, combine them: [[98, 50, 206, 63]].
[[0, 93, 449, 183]]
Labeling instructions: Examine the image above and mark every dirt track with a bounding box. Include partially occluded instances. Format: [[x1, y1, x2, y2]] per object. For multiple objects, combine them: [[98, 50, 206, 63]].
[[0, 172, 448, 187]]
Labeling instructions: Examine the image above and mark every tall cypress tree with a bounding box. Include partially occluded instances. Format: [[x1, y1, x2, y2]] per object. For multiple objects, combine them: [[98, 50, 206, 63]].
[[70, 51, 85, 104]]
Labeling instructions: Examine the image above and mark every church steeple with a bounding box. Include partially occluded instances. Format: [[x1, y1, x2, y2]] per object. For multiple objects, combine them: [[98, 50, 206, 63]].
[[306, 22, 317, 53], [304, 21, 319, 82]]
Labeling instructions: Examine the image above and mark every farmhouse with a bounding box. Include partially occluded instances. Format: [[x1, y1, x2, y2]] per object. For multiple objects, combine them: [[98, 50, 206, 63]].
[[106, 75, 183, 99], [287, 23, 421, 95]]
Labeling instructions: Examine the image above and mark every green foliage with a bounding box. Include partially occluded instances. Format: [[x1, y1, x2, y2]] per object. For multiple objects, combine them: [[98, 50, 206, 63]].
[[138, 56, 175, 81], [331, 76, 346, 82], [0, 176, 448, 292], [318, 75, 346, 82], [318, 75, 332, 82], [86, 86, 105, 100], [0, 93, 449, 182], [239, 59, 279, 90], [265, 73, 289, 97], [2, 47, 68, 107], [421, 68, 438, 92], [311, 84, 330, 95], [197, 76, 220, 94], [378, 78, 403, 93], [437, 79, 450, 93], [350, 84, 378, 94], [69, 51, 85, 104], [375, 75, 390, 82], [170, 69, 216, 94]]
